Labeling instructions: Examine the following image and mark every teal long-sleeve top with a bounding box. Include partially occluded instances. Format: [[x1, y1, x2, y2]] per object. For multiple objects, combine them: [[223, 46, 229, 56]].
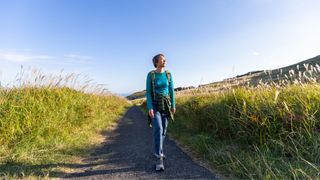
[[146, 70, 175, 110]]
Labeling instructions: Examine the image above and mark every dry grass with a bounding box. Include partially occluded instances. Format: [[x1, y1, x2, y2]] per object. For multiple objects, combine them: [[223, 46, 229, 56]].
[[0, 68, 130, 178], [145, 62, 320, 178]]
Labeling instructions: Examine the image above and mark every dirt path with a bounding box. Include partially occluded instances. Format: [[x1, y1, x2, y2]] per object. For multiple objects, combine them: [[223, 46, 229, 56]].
[[61, 106, 217, 179]]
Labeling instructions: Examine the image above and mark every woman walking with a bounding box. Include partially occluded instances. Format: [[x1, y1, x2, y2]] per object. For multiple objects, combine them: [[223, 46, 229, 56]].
[[146, 53, 176, 171]]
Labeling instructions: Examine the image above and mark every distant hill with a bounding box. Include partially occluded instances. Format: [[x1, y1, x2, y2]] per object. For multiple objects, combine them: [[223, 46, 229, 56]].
[[126, 90, 146, 100], [199, 55, 320, 91], [127, 55, 320, 100]]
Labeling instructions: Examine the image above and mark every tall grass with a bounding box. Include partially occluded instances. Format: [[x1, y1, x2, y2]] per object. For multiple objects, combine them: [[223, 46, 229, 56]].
[[170, 85, 320, 178], [0, 68, 129, 177], [164, 65, 320, 178]]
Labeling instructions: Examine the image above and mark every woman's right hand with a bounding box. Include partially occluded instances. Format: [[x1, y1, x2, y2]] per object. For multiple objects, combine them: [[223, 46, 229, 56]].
[[148, 109, 154, 119]]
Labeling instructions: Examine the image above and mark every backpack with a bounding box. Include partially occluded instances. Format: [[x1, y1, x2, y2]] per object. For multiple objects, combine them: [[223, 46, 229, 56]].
[[147, 70, 172, 127], [150, 70, 171, 101]]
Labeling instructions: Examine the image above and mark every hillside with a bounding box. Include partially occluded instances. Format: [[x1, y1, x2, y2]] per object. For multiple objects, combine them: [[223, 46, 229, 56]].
[[128, 55, 320, 99]]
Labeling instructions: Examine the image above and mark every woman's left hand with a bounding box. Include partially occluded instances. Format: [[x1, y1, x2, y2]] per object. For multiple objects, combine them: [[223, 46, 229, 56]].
[[171, 108, 176, 114]]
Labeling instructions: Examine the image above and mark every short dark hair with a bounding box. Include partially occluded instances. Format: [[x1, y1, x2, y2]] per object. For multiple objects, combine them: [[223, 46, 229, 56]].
[[152, 54, 164, 68]]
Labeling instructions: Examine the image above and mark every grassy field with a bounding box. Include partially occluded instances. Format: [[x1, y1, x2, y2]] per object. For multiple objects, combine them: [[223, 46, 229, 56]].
[[139, 63, 320, 178], [166, 83, 320, 179], [0, 70, 130, 178]]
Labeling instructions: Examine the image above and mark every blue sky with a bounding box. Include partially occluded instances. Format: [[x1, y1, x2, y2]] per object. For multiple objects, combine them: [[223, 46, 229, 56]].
[[0, 0, 320, 96]]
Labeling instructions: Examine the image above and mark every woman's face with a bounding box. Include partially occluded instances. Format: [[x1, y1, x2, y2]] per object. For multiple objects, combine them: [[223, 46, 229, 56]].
[[157, 56, 166, 68]]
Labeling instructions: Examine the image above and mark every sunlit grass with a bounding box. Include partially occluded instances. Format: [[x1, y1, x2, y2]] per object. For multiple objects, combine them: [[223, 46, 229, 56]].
[[0, 68, 130, 178], [140, 63, 320, 178]]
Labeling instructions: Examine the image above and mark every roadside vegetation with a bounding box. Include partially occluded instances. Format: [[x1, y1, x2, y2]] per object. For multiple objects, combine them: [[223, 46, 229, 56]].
[[0, 69, 130, 178], [142, 63, 320, 178]]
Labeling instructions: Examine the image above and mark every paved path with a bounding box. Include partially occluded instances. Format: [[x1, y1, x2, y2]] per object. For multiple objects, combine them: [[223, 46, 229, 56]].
[[62, 106, 217, 179]]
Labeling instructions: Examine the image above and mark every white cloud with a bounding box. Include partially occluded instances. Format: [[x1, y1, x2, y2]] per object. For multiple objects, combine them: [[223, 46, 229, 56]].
[[0, 51, 53, 62], [0, 50, 94, 65], [63, 54, 93, 64]]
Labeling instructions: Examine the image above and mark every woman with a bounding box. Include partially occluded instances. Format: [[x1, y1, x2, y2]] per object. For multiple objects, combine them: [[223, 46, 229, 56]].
[[146, 53, 176, 171]]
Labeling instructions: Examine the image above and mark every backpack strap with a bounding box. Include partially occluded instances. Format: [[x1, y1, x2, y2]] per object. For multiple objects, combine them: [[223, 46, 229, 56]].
[[150, 70, 156, 101], [165, 70, 171, 83]]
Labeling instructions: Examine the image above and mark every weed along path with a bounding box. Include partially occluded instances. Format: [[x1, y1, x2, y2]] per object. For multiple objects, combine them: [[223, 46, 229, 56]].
[[60, 106, 217, 179]]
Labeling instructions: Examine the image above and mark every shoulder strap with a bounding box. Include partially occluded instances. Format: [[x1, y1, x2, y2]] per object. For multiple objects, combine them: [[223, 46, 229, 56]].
[[150, 70, 156, 101], [165, 70, 171, 83], [165, 70, 172, 98]]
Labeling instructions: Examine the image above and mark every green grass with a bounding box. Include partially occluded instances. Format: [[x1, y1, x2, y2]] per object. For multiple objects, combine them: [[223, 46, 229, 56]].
[[0, 71, 130, 178], [161, 84, 320, 179]]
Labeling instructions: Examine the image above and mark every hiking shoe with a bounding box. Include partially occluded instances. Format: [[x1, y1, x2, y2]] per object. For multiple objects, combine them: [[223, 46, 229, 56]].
[[155, 157, 165, 171]]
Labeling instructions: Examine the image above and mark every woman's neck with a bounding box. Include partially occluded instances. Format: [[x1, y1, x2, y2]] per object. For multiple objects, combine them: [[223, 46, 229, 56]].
[[155, 67, 164, 73]]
